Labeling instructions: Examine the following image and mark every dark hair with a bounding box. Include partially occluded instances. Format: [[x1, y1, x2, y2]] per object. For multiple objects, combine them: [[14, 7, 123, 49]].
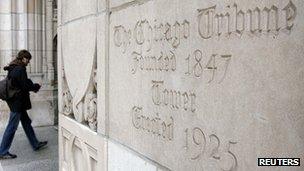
[[16, 49, 32, 60]]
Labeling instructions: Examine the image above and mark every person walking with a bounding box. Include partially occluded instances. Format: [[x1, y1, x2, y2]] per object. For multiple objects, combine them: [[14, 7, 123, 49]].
[[0, 50, 47, 159]]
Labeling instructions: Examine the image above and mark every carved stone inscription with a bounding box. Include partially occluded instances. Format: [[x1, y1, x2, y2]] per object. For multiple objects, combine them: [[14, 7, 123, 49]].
[[151, 80, 196, 112], [131, 51, 177, 74], [109, 0, 302, 170], [114, 19, 190, 53], [198, 1, 297, 39], [184, 127, 237, 171], [132, 106, 174, 141]]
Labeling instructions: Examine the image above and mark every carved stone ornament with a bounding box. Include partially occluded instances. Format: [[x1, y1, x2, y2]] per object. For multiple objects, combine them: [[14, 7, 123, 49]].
[[62, 74, 73, 115], [61, 128, 97, 171], [84, 89, 97, 131], [83, 65, 97, 131], [62, 17, 97, 131]]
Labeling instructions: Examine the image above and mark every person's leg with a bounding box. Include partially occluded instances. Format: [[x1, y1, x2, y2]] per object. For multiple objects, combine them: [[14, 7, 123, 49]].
[[20, 111, 39, 149], [0, 112, 21, 155]]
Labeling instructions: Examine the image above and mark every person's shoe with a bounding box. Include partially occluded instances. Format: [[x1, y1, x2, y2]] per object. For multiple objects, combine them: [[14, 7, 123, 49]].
[[34, 141, 48, 151], [0, 152, 17, 159]]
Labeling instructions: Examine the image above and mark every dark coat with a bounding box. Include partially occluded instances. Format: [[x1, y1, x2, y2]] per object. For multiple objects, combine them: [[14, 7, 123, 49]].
[[3, 61, 40, 112]]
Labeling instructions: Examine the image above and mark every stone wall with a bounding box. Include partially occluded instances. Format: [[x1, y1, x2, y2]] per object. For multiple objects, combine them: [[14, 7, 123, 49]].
[[58, 0, 304, 170]]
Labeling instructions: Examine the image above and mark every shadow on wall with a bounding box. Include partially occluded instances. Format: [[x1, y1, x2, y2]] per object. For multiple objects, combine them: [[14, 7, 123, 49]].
[[53, 35, 58, 125]]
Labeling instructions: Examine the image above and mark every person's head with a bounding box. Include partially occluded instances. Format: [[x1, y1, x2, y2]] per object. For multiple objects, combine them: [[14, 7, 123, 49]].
[[16, 49, 32, 66]]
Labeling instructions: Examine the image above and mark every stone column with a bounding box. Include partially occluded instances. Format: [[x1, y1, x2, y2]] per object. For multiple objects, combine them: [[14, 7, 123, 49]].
[[0, 0, 13, 74], [46, 0, 54, 86]]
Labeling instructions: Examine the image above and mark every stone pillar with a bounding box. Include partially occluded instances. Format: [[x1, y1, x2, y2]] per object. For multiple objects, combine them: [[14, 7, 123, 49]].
[[46, 0, 54, 86], [16, 0, 44, 74], [27, 0, 57, 127], [0, 0, 13, 74]]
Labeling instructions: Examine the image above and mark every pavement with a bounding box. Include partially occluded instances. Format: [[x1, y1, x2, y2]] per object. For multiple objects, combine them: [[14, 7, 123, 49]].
[[0, 126, 58, 171]]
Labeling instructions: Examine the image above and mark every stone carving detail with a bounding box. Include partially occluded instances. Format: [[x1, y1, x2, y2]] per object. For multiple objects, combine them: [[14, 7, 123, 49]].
[[197, 1, 297, 39], [61, 128, 98, 171], [61, 16, 97, 131], [114, 25, 132, 54], [113, 19, 190, 53], [131, 106, 174, 141], [184, 127, 238, 171], [83, 68, 97, 131], [262, 5, 279, 34], [61, 51, 97, 131], [185, 50, 232, 83], [151, 80, 196, 113], [130, 50, 176, 74], [73, 58, 97, 131], [61, 62, 73, 116], [62, 73, 73, 116], [283, 0, 297, 30]]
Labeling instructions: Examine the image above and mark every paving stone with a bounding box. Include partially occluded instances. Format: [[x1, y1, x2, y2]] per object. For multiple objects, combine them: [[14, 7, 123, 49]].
[[0, 126, 58, 171]]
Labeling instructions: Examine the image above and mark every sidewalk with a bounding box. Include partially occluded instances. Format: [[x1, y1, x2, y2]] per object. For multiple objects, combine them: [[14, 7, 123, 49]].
[[0, 126, 58, 171]]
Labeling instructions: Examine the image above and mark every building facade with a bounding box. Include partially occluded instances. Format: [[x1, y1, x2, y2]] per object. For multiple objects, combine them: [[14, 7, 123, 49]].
[[0, 0, 57, 128], [58, 0, 304, 171]]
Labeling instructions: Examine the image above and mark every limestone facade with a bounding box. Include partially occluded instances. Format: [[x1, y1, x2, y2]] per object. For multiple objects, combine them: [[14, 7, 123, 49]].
[[58, 0, 304, 170], [0, 0, 57, 128]]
